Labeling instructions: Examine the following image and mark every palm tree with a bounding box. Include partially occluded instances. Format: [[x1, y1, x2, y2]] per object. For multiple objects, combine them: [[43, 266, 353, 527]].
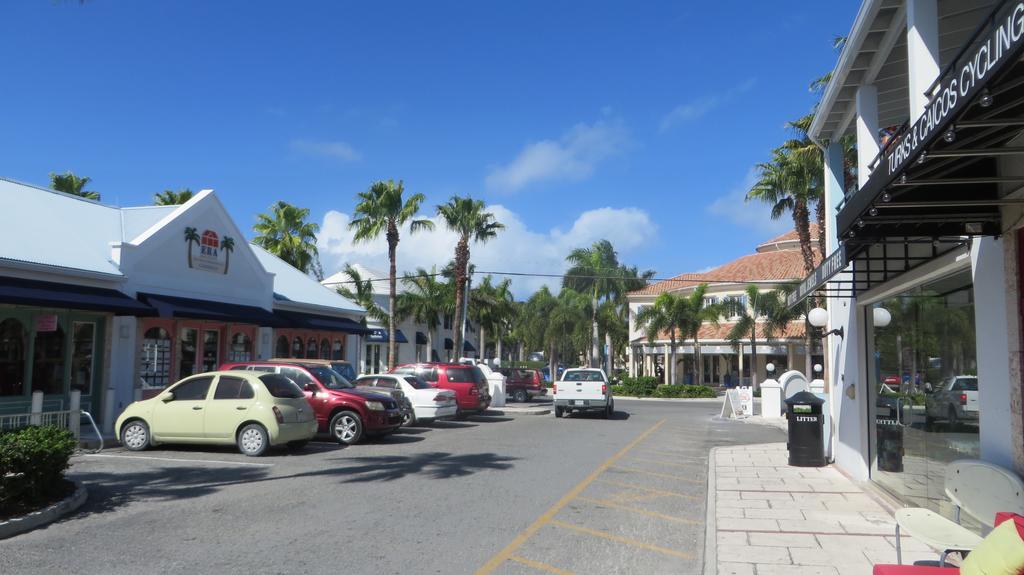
[[398, 266, 450, 362], [725, 286, 799, 390], [49, 171, 99, 200], [220, 236, 235, 274], [547, 288, 590, 378], [520, 287, 558, 376], [604, 264, 655, 374], [746, 147, 817, 275], [564, 240, 621, 368], [183, 227, 200, 268], [636, 292, 692, 385], [334, 264, 388, 325], [349, 180, 434, 370], [683, 284, 724, 386], [252, 201, 320, 275], [436, 196, 504, 358], [154, 188, 194, 205], [490, 278, 515, 362]]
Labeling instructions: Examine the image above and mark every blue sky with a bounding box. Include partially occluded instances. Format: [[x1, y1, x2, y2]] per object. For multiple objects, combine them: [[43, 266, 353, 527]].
[[2, 1, 859, 296]]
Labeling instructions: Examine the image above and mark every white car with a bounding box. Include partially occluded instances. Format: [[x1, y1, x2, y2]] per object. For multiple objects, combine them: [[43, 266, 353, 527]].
[[553, 368, 613, 419], [354, 374, 458, 425]]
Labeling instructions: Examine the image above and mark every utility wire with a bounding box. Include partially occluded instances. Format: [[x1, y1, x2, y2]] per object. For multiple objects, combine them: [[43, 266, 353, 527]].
[[325, 269, 798, 286]]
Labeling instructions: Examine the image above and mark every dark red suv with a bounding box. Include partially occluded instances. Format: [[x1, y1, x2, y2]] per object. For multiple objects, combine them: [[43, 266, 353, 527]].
[[496, 367, 547, 403], [221, 361, 402, 444], [391, 363, 491, 416]]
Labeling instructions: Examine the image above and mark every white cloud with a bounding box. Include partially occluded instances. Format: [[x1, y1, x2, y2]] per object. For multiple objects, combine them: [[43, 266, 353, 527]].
[[659, 78, 756, 132], [290, 139, 362, 162], [706, 168, 791, 237], [484, 119, 629, 193], [318, 205, 658, 299]]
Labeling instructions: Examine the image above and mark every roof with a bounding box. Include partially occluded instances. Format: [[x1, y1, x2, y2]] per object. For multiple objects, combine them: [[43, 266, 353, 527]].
[[322, 262, 403, 295], [637, 320, 807, 344], [756, 224, 819, 252], [250, 244, 363, 316], [630, 248, 820, 297]]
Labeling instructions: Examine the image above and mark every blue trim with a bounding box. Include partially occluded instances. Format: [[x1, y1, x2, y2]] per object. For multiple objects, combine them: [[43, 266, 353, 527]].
[[366, 328, 408, 344], [0, 276, 154, 315]]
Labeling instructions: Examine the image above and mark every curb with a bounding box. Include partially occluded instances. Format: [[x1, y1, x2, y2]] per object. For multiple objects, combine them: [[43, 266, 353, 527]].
[[482, 407, 551, 416], [614, 396, 723, 402], [703, 446, 719, 575], [0, 480, 87, 540]]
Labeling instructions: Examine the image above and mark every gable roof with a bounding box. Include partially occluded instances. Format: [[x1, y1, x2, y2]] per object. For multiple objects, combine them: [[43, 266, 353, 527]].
[[251, 245, 363, 316], [322, 262, 405, 295]]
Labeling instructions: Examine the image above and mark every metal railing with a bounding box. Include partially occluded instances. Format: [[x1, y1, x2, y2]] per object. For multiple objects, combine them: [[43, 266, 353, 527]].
[[0, 390, 104, 453]]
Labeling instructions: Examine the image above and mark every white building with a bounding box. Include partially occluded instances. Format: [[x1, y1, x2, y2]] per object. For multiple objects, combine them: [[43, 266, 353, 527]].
[[795, 0, 1024, 518]]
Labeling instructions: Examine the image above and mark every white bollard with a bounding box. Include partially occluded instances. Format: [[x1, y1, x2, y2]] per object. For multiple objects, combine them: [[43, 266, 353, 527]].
[[760, 378, 783, 418], [69, 390, 81, 439], [29, 390, 43, 425]]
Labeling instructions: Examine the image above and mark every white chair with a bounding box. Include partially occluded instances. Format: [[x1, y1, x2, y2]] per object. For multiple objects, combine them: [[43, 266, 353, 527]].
[[895, 459, 1024, 565]]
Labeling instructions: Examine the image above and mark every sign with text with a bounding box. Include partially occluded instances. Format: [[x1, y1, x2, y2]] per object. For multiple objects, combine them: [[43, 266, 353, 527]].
[[787, 246, 846, 308], [35, 315, 58, 333], [720, 386, 754, 419]]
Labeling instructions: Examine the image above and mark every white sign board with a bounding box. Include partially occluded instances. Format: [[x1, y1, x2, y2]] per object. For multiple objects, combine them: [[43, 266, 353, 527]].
[[720, 386, 754, 419]]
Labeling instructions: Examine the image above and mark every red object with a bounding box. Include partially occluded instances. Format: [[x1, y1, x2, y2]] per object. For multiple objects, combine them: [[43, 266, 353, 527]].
[[497, 367, 547, 400], [994, 512, 1024, 538], [391, 363, 492, 415], [220, 361, 402, 435], [872, 566, 957, 575], [272, 405, 284, 424], [959, 394, 967, 405]]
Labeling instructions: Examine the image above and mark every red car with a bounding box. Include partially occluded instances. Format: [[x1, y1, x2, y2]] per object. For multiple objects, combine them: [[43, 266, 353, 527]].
[[391, 363, 491, 416], [221, 361, 402, 444], [496, 367, 547, 403]]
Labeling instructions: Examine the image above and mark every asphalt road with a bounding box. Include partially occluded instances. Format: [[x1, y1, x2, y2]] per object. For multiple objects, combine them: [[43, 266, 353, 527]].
[[0, 399, 783, 575]]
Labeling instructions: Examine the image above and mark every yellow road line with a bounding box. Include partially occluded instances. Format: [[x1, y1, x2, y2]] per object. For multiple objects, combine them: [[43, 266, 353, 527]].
[[575, 495, 699, 524], [509, 556, 576, 575], [615, 491, 674, 503], [474, 419, 666, 575], [594, 478, 700, 500], [550, 520, 694, 559], [611, 465, 705, 483]]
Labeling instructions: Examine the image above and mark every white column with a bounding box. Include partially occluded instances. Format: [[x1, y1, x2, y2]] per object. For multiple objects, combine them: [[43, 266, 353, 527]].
[[972, 237, 1015, 470], [257, 327, 274, 360], [856, 86, 880, 188], [824, 142, 845, 251], [907, 0, 940, 118], [106, 316, 138, 434]]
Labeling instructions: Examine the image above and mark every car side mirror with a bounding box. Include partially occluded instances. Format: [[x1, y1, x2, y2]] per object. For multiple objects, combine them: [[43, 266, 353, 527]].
[[161, 392, 175, 403], [304, 383, 317, 393]]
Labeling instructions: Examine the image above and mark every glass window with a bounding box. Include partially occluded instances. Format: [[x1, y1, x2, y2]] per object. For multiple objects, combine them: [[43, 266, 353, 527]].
[[202, 330, 219, 372], [374, 377, 398, 389], [280, 366, 317, 390], [228, 332, 252, 362], [0, 318, 26, 397], [275, 335, 290, 358], [32, 321, 65, 395], [420, 368, 438, 382], [259, 374, 304, 398], [70, 322, 96, 394], [307, 337, 317, 359], [403, 376, 430, 390], [306, 366, 353, 390], [141, 327, 172, 388], [445, 367, 474, 383], [331, 362, 356, 381], [179, 328, 198, 378], [292, 337, 304, 359], [170, 376, 213, 401], [319, 338, 330, 359], [354, 377, 376, 387], [332, 339, 344, 360], [249, 365, 276, 373], [213, 376, 254, 400]]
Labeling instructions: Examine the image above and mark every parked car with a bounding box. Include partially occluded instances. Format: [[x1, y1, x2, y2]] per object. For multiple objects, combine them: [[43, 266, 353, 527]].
[[277, 358, 413, 425], [527, 351, 545, 363], [391, 363, 492, 416], [553, 368, 613, 419], [354, 374, 458, 425], [925, 375, 979, 425], [221, 360, 402, 444], [270, 357, 357, 381], [496, 367, 547, 403], [115, 371, 317, 456]]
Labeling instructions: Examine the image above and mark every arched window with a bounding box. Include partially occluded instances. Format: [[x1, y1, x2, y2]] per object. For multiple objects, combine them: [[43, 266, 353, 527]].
[[319, 338, 330, 359], [332, 339, 344, 360], [140, 327, 172, 388], [229, 332, 253, 362], [276, 335, 290, 358], [306, 337, 317, 359], [292, 337, 304, 359], [0, 318, 26, 397]]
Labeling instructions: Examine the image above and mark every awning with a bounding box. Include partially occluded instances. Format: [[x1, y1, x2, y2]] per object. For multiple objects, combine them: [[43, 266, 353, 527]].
[[0, 276, 155, 316], [836, 0, 1024, 244], [366, 328, 408, 344], [415, 331, 428, 345], [444, 337, 476, 352], [274, 309, 370, 334], [138, 293, 284, 326]]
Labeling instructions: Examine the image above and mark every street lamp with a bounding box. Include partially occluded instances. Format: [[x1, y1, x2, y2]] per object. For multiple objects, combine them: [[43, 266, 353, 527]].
[[872, 306, 892, 328], [807, 307, 843, 339]]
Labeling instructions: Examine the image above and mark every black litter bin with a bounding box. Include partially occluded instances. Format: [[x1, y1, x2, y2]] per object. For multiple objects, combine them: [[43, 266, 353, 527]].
[[784, 391, 826, 467], [875, 396, 903, 472]]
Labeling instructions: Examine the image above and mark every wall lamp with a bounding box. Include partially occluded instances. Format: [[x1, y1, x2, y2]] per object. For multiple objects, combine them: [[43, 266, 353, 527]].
[[807, 306, 891, 340]]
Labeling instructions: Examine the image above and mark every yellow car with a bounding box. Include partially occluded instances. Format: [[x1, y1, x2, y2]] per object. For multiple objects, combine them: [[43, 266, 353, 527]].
[[115, 370, 318, 456]]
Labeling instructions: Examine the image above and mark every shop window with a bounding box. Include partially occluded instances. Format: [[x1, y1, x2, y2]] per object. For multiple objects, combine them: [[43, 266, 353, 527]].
[[179, 328, 198, 378], [319, 338, 330, 359], [332, 339, 343, 360], [292, 337, 304, 359], [202, 330, 220, 373], [71, 322, 96, 394], [141, 327, 172, 388], [275, 335, 289, 358], [0, 318, 26, 397], [228, 332, 253, 362], [31, 321, 65, 395], [306, 337, 317, 359]]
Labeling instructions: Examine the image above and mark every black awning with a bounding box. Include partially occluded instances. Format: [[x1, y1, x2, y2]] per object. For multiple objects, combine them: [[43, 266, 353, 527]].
[[138, 293, 284, 326], [444, 337, 454, 350], [0, 276, 155, 316], [274, 309, 369, 334], [415, 331, 428, 345], [463, 340, 476, 353], [366, 328, 408, 344], [837, 0, 1024, 245]]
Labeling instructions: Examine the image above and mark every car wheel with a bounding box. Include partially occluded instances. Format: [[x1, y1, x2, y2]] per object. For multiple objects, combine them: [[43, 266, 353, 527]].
[[402, 410, 416, 427], [237, 423, 269, 457], [287, 440, 309, 451], [121, 420, 150, 451], [555, 406, 564, 418], [331, 410, 363, 445], [513, 389, 528, 403]]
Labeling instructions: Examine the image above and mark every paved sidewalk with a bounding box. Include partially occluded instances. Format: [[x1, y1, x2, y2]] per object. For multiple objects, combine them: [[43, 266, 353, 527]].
[[709, 443, 938, 575]]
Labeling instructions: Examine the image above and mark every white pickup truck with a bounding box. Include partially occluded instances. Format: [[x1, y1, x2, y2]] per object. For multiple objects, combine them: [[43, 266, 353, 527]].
[[553, 368, 614, 419]]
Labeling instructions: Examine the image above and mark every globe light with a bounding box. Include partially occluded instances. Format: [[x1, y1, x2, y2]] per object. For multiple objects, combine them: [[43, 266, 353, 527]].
[[807, 307, 829, 328], [813, 364, 823, 374], [979, 88, 993, 108], [766, 362, 776, 374], [873, 307, 892, 328], [943, 127, 956, 143], [869, 206, 878, 216]]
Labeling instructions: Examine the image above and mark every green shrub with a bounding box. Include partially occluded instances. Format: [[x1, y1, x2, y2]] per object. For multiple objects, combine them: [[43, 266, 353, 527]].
[[0, 425, 77, 513], [609, 384, 626, 396], [653, 385, 717, 398], [619, 376, 659, 397]]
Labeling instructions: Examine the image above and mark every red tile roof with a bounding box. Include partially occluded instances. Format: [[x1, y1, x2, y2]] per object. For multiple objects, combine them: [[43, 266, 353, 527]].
[[761, 224, 820, 246], [634, 320, 808, 344], [630, 248, 820, 296]]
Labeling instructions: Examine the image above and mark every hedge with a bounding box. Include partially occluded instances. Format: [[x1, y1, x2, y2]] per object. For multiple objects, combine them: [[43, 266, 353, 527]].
[[0, 425, 77, 515], [610, 380, 716, 399]]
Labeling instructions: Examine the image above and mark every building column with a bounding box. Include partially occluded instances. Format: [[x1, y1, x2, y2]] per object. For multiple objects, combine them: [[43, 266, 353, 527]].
[[907, 0, 940, 118], [664, 348, 670, 385], [855, 86, 880, 188], [257, 327, 273, 360]]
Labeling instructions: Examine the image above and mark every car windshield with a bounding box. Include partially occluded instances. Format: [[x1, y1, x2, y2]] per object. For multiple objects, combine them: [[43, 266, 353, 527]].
[[563, 370, 603, 382], [308, 366, 354, 390], [403, 376, 431, 389], [446, 367, 476, 383], [259, 374, 305, 398], [955, 377, 978, 391], [331, 362, 357, 381]]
